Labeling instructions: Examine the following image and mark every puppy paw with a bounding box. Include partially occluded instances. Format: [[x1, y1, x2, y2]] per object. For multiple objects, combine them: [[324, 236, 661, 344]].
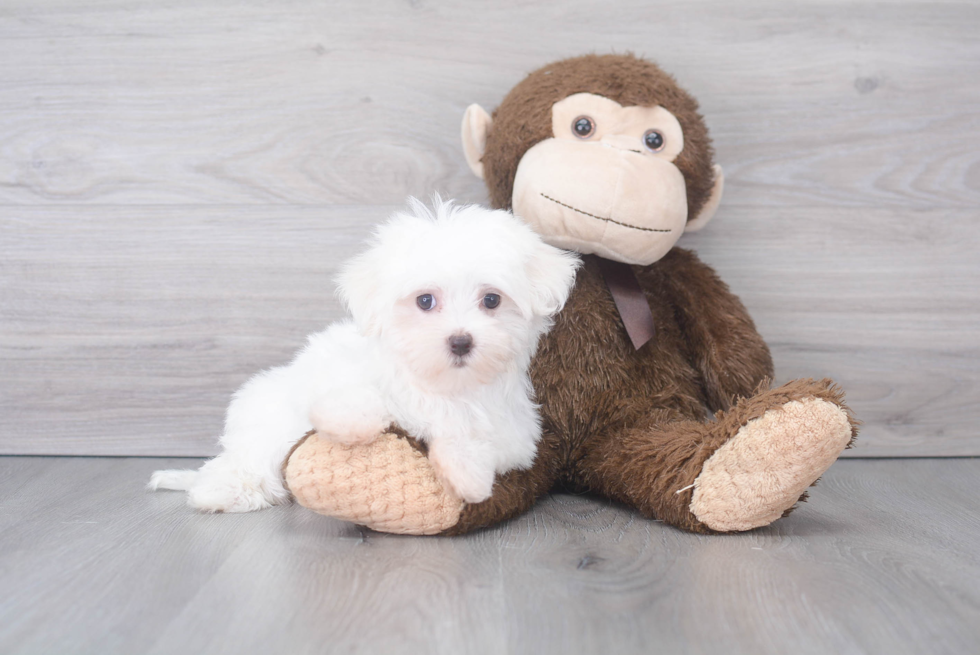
[[309, 396, 387, 446], [428, 454, 494, 504], [449, 481, 493, 505]]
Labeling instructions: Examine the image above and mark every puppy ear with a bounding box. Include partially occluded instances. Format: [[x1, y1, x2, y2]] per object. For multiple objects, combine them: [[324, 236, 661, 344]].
[[525, 241, 581, 317], [336, 248, 385, 336]]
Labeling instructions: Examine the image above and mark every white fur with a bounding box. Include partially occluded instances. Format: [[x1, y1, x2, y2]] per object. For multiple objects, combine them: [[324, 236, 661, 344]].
[[148, 197, 580, 511]]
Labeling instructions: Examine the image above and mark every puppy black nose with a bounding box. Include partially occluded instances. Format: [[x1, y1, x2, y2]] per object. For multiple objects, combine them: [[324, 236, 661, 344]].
[[448, 334, 473, 357]]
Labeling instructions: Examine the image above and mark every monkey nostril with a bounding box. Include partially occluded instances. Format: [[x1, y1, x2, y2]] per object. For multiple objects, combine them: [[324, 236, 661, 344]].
[[448, 334, 474, 357]]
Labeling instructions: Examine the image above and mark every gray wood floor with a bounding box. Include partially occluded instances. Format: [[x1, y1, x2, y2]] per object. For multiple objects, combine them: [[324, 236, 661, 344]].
[[1, 457, 978, 655]]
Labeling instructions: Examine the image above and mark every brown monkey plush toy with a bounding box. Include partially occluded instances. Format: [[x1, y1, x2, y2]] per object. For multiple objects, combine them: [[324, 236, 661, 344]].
[[284, 54, 858, 535]]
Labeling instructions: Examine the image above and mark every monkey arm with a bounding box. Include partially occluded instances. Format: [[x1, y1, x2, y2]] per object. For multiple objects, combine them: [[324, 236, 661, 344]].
[[653, 248, 774, 412]]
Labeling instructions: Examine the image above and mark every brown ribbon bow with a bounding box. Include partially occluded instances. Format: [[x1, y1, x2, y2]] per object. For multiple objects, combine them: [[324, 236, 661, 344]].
[[593, 255, 656, 350]]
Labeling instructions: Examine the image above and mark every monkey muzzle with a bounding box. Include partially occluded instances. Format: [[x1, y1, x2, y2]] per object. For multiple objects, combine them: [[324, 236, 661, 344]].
[[511, 139, 688, 266]]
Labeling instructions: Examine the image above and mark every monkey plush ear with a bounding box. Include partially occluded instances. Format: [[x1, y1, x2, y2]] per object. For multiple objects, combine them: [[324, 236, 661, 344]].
[[461, 104, 493, 179], [684, 164, 725, 233]]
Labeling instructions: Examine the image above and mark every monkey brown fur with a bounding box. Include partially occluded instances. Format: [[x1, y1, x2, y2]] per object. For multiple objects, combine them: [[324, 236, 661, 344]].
[[483, 54, 716, 222], [446, 253, 856, 535], [286, 54, 858, 535]]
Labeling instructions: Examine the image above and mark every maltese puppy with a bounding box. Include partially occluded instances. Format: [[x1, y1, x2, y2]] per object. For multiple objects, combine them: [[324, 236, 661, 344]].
[[149, 198, 580, 511]]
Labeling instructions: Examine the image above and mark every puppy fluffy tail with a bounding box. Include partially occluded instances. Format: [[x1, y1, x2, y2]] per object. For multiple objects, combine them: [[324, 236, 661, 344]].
[[147, 469, 198, 491]]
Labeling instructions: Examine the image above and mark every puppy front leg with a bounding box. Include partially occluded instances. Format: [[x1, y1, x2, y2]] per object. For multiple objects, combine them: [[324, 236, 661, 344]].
[[309, 383, 389, 446], [426, 437, 496, 504]]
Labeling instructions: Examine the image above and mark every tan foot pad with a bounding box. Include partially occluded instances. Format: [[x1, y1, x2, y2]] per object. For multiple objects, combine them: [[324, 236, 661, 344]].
[[285, 432, 464, 536], [691, 398, 852, 532]]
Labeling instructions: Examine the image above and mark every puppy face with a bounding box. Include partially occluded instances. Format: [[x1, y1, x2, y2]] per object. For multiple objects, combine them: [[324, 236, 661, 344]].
[[384, 283, 528, 390], [338, 198, 580, 393]]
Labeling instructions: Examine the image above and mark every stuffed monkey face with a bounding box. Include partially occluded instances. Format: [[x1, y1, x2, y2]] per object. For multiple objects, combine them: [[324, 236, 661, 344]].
[[512, 93, 691, 265], [461, 57, 725, 266]]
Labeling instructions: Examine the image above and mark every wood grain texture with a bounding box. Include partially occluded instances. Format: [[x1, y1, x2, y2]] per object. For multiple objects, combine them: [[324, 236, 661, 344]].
[[1, 456, 978, 654], [1, 205, 383, 455], [1, 1, 977, 208], [3, 204, 977, 456], [1, 0, 978, 455]]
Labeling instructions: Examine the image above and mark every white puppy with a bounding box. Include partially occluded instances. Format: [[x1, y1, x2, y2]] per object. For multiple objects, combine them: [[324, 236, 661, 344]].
[[149, 198, 580, 511]]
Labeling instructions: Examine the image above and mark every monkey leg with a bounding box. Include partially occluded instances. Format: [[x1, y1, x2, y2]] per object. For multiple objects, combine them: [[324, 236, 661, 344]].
[[285, 431, 464, 535], [284, 429, 563, 536], [576, 379, 858, 533]]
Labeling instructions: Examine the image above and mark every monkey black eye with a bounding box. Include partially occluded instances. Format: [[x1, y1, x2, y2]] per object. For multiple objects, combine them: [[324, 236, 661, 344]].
[[416, 294, 436, 311], [572, 116, 595, 139], [483, 293, 501, 309], [643, 129, 665, 152]]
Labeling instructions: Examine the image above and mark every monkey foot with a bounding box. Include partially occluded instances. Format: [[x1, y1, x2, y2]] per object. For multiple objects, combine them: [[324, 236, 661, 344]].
[[690, 392, 854, 532], [284, 432, 463, 535]]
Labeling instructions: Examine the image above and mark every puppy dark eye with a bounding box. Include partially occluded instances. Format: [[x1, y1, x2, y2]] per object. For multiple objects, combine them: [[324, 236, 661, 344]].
[[416, 294, 436, 311], [572, 116, 595, 139], [482, 293, 501, 309], [643, 129, 665, 152]]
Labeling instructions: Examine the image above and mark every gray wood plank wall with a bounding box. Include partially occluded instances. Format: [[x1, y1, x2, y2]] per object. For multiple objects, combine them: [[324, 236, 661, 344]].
[[1, 1, 978, 456]]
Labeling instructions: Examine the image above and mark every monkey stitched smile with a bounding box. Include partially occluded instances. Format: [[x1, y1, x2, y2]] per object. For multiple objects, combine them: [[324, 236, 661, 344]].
[[540, 193, 672, 233]]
